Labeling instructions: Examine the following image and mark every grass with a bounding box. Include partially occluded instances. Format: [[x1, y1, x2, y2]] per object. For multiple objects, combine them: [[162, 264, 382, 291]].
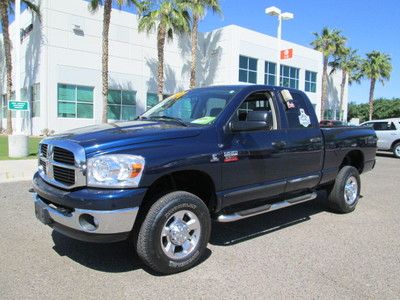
[[0, 135, 42, 160]]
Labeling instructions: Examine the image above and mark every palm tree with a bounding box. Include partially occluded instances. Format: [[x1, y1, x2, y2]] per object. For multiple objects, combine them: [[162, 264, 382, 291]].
[[0, 0, 40, 134], [139, 0, 190, 102], [329, 47, 362, 120], [311, 27, 346, 120], [361, 51, 392, 120], [180, 0, 221, 89], [88, 0, 142, 123]]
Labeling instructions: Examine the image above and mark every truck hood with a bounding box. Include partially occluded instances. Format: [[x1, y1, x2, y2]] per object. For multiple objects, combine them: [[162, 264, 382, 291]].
[[46, 120, 202, 154]]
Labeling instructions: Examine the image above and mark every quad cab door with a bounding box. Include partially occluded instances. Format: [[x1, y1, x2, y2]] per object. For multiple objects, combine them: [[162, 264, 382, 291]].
[[277, 90, 324, 193]]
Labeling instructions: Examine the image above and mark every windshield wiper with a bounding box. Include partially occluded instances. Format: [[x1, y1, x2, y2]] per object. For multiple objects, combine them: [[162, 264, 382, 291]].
[[147, 115, 188, 127]]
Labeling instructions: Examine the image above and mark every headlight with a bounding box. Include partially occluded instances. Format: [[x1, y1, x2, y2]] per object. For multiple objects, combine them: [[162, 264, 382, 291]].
[[87, 154, 145, 188]]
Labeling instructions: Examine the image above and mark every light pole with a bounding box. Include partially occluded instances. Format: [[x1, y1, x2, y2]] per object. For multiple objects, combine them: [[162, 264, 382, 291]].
[[265, 6, 294, 87]]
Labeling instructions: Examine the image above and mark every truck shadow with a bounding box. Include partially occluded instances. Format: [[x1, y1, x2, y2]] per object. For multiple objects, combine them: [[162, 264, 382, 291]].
[[50, 192, 336, 273], [51, 231, 212, 275], [210, 193, 328, 246]]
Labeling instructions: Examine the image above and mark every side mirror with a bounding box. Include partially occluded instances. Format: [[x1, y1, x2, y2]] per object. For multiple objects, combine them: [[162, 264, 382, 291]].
[[230, 111, 273, 132]]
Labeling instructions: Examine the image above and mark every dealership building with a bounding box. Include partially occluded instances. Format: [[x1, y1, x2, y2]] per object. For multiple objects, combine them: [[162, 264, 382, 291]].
[[0, 0, 347, 135]]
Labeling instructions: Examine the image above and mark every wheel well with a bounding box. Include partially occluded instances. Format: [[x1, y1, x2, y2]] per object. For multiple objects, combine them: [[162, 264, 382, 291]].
[[391, 139, 400, 150], [340, 150, 364, 173], [139, 170, 217, 216]]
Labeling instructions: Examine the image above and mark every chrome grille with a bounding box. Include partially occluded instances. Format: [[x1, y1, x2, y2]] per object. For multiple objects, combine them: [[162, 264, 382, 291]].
[[41, 144, 48, 157], [53, 165, 75, 185], [53, 147, 75, 165], [38, 141, 86, 189], [39, 159, 47, 175]]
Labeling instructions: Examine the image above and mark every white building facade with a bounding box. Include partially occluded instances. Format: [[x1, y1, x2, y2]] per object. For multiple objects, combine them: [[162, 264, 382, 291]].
[[0, 0, 347, 135]]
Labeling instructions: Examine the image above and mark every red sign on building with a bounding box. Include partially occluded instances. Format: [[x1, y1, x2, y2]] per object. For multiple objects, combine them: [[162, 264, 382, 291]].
[[280, 48, 293, 60]]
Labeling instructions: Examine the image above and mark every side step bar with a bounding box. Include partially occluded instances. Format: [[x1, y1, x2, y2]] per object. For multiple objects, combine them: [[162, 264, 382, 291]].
[[216, 192, 318, 223]]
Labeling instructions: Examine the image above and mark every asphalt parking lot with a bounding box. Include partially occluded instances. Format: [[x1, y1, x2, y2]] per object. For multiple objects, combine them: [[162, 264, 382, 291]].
[[1, 154, 399, 299]]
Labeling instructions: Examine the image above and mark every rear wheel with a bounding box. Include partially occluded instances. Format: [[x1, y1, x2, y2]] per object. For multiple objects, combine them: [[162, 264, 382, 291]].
[[136, 191, 211, 274], [393, 142, 400, 158], [327, 166, 360, 213]]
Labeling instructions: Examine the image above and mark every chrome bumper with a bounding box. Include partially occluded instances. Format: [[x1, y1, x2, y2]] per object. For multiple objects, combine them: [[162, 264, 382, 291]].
[[33, 193, 138, 235]]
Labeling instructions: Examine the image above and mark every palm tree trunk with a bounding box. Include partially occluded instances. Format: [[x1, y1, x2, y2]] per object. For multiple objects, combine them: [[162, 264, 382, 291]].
[[368, 78, 376, 121], [190, 15, 199, 89], [101, 0, 112, 123], [157, 25, 166, 102], [339, 70, 346, 121], [320, 55, 329, 120], [0, 2, 13, 134]]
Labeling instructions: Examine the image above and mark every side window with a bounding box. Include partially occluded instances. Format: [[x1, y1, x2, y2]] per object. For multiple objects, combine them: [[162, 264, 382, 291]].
[[233, 91, 275, 130], [206, 98, 227, 117], [282, 91, 312, 129], [389, 122, 396, 130], [373, 122, 392, 131], [361, 122, 373, 128]]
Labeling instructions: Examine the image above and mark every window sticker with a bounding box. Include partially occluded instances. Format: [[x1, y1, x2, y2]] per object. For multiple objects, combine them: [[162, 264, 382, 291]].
[[298, 108, 311, 127], [191, 116, 216, 125], [169, 91, 187, 101]]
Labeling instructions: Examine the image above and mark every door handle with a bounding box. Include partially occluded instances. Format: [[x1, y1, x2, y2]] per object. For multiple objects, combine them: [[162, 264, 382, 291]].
[[309, 137, 322, 143], [272, 141, 286, 149]]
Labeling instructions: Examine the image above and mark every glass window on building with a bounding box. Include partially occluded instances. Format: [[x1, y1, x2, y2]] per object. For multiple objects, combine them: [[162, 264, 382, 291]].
[[305, 70, 317, 93], [147, 93, 159, 110], [264, 61, 276, 85], [239, 55, 257, 84], [31, 83, 40, 117], [58, 84, 94, 118], [280, 65, 299, 89], [107, 89, 137, 121]]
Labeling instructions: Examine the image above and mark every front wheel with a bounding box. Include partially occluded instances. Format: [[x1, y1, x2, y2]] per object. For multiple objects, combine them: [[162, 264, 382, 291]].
[[327, 166, 361, 213], [393, 142, 400, 158], [136, 191, 211, 274]]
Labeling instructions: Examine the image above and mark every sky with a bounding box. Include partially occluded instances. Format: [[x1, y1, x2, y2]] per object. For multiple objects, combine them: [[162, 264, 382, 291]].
[[197, 0, 400, 104], [4, 0, 400, 104]]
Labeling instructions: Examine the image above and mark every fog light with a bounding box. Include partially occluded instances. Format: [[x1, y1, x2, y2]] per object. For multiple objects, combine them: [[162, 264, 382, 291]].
[[79, 214, 99, 231]]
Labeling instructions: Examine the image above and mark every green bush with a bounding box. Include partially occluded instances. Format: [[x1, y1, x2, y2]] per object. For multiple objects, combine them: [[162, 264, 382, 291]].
[[348, 98, 400, 122]]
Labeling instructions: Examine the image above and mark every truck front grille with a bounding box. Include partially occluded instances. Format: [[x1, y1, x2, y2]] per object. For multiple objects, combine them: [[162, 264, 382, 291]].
[[41, 144, 48, 157], [53, 165, 75, 185], [53, 147, 75, 165], [38, 142, 86, 189]]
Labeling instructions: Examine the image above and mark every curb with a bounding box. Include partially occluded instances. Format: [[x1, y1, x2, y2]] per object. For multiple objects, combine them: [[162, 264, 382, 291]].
[[0, 159, 37, 183]]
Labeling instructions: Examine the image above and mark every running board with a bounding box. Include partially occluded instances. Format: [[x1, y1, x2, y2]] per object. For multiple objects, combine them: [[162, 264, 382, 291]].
[[216, 192, 318, 223]]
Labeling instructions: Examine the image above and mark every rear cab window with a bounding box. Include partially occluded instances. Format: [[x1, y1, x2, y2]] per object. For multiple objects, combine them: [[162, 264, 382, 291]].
[[280, 90, 313, 129]]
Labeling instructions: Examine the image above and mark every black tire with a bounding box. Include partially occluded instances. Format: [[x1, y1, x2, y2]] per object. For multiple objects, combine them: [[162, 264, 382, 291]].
[[327, 166, 361, 213], [136, 191, 211, 274], [392, 142, 400, 158]]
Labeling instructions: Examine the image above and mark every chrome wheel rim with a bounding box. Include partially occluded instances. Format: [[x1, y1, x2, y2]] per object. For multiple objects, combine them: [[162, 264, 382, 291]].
[[395, 145, 400, 157], [161, 210, 201, 259], [344, 176, 358, 205]]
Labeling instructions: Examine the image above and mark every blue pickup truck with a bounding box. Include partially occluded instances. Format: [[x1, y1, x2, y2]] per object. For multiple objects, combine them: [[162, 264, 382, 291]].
[[32, 85, 377, 274]]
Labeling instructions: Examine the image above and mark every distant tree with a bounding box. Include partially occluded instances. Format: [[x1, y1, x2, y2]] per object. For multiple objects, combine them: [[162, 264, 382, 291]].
[[0, 0, 40, 134], [138, 0, 190, 102], [330, 47, 362, 120], [180, 0, 221, 89], [348, 98, 400, 122], [88, 0, 143, 123], [311, 27, 346, 120], [361, 51, 392, 120]]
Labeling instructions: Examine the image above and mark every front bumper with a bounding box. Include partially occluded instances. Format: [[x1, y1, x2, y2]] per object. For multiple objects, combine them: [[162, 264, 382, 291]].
[[32, 172, 147, 243], [34, 194, 138, 242]]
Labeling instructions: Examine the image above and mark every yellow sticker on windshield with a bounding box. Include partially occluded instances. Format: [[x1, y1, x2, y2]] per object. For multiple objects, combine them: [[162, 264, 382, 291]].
[[170, 91, 187, 100], [191, 116, 216, 125]]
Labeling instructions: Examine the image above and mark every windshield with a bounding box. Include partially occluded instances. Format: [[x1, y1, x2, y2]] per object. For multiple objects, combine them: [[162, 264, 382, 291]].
[[140, 87, 241, 126]]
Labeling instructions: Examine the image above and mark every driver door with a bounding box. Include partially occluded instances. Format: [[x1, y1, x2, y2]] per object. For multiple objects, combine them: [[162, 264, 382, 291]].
[[220, 91, 288, 209]]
